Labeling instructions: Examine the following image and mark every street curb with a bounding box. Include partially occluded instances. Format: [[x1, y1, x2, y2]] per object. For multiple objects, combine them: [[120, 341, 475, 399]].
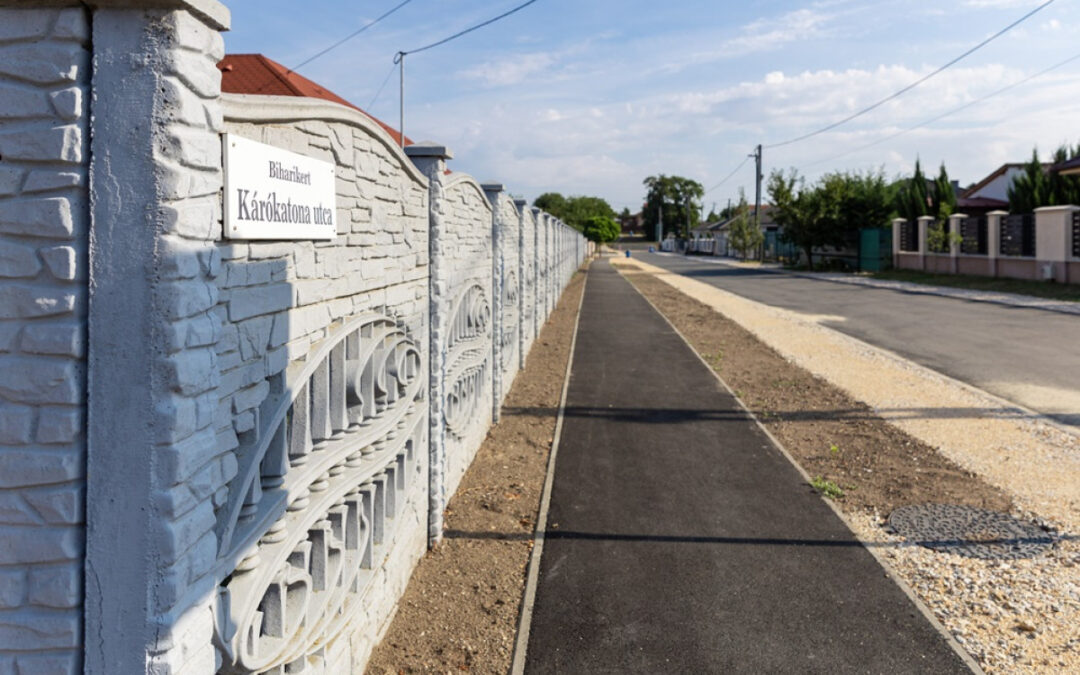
[[614, 261, 986, 675], [510, 263, 590, 675]]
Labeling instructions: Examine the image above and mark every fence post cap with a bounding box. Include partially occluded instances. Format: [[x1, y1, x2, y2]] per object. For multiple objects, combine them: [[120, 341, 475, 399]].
[[950, 212, 968, 220], [917, 215, 936, 223], [404, 142, 453, 160], [480, 182, 505, 193], [986, 210, 1010, 216], [1033, 204, 1080, 213]]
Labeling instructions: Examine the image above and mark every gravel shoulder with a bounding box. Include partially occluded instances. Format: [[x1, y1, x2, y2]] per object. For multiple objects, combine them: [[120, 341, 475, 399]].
[[365, 269, 586, 674], [614, 258, 1080, 675]]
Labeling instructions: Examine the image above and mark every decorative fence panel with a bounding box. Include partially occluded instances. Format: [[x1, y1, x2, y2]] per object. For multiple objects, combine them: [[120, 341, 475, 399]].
[[960, 216, 989, 255], [1000, 214, 1036, 257], [899, 220, 918, 252], [1073, 211, 1080, 259]]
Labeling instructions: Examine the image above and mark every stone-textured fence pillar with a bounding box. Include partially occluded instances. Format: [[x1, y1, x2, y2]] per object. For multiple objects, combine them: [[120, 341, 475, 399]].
[[530, 206, 542, 336], [917, 215, 933, 271], [514, 199, 532, 368], [948, 213, 966, 274], [987, 210, 1006, 277], [1034, 205, 1078, 283], [64, 2, 232, 673], [405, 142, 452, 545]]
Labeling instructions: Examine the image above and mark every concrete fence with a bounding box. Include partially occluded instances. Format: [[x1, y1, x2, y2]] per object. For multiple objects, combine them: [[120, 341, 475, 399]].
[[893, 206, 1080, 284], [0, 1, 589, 673]]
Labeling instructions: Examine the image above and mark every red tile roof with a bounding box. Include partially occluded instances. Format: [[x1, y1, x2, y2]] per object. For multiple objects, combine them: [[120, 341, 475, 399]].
[[218, 54, 412, 147]]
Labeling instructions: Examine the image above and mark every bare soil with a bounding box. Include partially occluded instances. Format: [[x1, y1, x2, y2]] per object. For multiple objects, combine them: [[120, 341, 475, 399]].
[[365, 269, 586, 675], [619, 267, 1013, 518]]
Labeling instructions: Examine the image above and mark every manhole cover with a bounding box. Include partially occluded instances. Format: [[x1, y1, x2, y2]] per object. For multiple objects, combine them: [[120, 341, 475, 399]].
[[888, 504, 1054, 560]]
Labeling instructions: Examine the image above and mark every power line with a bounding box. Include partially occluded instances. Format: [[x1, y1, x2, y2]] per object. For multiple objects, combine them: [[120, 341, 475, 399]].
[[800, 51, 1080, 169], [704, 155, 751, 195], [367, 60, 399, 111], [288, 0, 416, 74], [397, 0, 541, 58], [764, 0, 1057, 150]]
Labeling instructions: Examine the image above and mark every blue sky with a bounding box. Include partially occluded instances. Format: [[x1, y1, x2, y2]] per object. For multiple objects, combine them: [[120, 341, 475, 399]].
[[223, 0, 1080, 213]]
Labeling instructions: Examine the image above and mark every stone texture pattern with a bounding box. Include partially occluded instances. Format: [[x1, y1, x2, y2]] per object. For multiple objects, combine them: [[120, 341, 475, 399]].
[[0, 3, 587, 671], [0, 8, 89, 673], [439, 174, 494, 503], [517, 201, 536, 364], [217, 105, 430, 672], [491, 192, 520, 403]]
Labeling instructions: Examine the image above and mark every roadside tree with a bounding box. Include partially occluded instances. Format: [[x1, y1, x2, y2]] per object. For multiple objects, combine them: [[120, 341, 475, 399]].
[[642, 174, 704, 241], [726, 191, 763, 260]]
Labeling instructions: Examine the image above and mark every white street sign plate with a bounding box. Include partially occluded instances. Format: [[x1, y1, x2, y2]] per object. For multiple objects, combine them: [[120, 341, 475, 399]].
[[223, 133, 337, 240]]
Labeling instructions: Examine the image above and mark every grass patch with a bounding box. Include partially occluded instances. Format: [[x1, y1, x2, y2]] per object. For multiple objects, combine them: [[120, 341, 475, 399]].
[[870, 270, 1080, 302], [810, 476, 844, 499]]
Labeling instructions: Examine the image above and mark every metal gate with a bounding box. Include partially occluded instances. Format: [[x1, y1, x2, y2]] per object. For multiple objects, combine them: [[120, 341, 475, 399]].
[[858, 227, 892, 272]]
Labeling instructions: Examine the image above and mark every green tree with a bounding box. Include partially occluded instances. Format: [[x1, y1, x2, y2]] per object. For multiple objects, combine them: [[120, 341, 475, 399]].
[[768, 169, 829, 270], [582, 215, 620, 244], [642, 174, 705, 241], [769, 168, 892, 270], [1010, 144, 1080, 212], [534, 193, 615, 231], [563, 196, 615, 231], [895, 159, 929, 222], [726, 190, 763, 259], [533, 192, 568, 219]]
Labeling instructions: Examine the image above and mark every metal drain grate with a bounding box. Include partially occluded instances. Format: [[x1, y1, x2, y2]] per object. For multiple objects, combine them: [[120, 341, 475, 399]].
[[888, 504, 1054, 560]]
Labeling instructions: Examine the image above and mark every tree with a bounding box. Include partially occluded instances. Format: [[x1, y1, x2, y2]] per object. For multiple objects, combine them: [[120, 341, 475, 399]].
[[768, 169, 829, 270], [1009, 144, 1080, 212], [642, 174, 704, 241], [582, 215, 620, 245], [769, 168, 892, 270], [533, 193, 615, 232], [895, 159, 929, 222], [533, 192, 568, 218], [726, 190, 763, 259]]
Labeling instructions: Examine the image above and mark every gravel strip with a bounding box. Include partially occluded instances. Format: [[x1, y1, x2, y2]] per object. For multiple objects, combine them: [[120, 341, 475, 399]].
[[617, 257, 1080, 674]]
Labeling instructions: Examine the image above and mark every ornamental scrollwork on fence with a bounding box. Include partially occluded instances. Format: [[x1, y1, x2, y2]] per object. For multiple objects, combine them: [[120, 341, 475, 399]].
[[213, 315, 425, 674], [501, 270, 518, 371], [444, 283, 491, 440]]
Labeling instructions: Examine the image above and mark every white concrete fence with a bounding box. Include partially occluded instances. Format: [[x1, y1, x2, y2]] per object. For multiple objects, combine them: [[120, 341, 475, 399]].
[[0, 1, 590, 673]]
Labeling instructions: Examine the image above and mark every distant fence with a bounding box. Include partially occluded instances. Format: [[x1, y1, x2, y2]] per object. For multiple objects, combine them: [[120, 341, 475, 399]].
[[893, 209, 1080, 283]]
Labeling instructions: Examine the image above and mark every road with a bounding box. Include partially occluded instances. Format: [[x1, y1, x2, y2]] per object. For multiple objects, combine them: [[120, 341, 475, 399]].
[[634, 250, 1080, 429]]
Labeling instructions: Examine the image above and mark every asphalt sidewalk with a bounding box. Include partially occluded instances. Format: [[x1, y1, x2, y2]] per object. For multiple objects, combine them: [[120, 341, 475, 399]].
[[523, 260, 972, 674]]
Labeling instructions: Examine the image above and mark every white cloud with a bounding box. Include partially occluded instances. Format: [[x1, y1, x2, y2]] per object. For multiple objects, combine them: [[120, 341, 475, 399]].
[[459, 51, 559, 87]]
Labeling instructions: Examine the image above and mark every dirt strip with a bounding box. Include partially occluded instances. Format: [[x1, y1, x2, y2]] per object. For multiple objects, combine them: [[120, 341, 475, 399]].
[[614, 260, 1080, 675], [366, 269, 586, 675]]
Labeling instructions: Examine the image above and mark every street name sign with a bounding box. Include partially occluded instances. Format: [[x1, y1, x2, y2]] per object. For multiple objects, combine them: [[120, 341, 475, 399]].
[[223, 133, 337, 240]]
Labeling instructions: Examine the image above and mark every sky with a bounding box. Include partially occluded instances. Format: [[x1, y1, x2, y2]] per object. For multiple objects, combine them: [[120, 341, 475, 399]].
[[223, 0, 1080, 214]]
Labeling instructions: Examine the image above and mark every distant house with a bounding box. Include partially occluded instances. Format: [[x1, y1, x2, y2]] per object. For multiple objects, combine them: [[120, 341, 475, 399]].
[[218, 54, 412, 147], [957, 162, 1047, 215], [1051, 155, 1080, 176], [618, 211, 644, 235]]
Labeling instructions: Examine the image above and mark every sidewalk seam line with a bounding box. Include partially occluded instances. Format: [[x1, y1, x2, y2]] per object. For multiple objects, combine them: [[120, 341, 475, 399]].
[[510, 262, 590, 675], [614, 261, 986, 675]]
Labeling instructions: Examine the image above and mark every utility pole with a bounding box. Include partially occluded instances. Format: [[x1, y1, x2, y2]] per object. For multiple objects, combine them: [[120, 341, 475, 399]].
[[684, 194, 691, 255], [656, 200, 662, 245], [753, 144, 763, 230], [396, 51, 406, 149]]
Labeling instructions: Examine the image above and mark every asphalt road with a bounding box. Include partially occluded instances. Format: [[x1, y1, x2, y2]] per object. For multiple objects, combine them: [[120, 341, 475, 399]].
[[637, 251, 1080, 429], [525, 262, 971, 674]]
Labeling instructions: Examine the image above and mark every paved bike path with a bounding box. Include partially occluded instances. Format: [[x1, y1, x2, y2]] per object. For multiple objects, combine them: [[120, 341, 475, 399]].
[[524, 261, 971, 674]]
